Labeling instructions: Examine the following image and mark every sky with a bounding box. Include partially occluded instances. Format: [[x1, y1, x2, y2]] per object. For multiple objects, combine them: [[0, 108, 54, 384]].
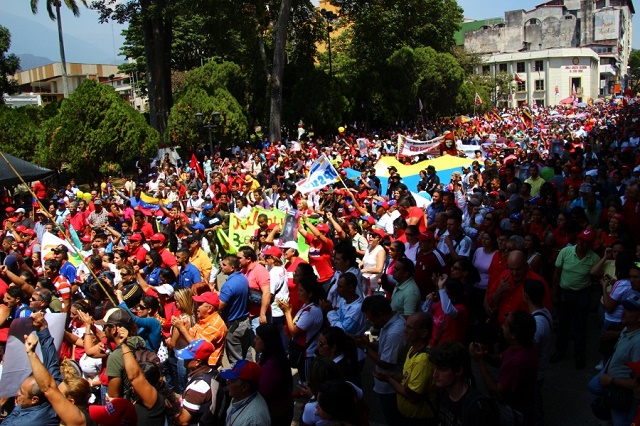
[[0, 0, 638, 67]]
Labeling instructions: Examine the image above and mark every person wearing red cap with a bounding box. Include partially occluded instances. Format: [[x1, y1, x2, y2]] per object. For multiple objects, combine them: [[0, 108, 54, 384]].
[[552, 228, 600, 369], [220, 360, 270, 425], [172, 291, 227, 367], [301, 215, 335, 289], [125, 232, 148, 268], [174, 339, 217, 425], [149, 233, 179, 276]]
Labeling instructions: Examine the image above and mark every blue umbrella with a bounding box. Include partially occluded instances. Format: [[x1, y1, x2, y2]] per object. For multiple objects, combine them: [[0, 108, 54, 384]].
[[576, 102, 588, 108]]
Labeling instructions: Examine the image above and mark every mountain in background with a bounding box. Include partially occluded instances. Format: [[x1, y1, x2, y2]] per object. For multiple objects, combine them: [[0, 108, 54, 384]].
[[17, 54, 54, 70], [2, 12, 125, 65]]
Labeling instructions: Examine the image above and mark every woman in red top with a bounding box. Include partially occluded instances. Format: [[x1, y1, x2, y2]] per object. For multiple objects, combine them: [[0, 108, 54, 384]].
[[301, 216, 334, 289]]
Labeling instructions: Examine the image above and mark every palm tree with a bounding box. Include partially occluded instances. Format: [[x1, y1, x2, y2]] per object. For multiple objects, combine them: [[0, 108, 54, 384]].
[[30, 0, 87, 99]]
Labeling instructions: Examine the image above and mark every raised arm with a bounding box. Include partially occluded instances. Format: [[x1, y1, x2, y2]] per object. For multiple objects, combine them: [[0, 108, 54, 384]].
[[25, 331, 86, 426], [116, 328, 159, 410]]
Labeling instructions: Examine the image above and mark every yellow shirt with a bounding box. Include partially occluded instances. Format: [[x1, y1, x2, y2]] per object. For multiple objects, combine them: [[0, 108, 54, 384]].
[[397, 346, 436, 419], [190, 248, 213, 282]]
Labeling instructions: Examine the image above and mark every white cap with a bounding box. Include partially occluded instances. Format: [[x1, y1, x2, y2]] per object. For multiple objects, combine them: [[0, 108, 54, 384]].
[[281, 241, 299, 251], [154, 284, 174, 297], [15, 208, 25, 214]]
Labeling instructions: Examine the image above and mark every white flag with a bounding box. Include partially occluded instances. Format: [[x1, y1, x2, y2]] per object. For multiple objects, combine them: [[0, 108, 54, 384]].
[[295, 154, 340, 194]]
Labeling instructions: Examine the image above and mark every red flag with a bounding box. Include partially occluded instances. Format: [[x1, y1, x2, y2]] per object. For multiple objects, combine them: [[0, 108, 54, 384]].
[[190, 153, 204, 180], [514, 74, 524, 83]]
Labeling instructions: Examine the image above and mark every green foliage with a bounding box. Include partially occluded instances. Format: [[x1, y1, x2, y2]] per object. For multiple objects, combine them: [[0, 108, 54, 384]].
[[0, 26, 20, 103], [628, 50, 640, 94], [0, 106, 43, 161], [382, 46, 464, 118], [168, 61, 249, 148], [38, 79, 158, 178]]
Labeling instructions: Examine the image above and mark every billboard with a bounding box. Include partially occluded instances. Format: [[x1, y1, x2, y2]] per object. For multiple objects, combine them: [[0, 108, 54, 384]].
[[594, 9, 620, 41]]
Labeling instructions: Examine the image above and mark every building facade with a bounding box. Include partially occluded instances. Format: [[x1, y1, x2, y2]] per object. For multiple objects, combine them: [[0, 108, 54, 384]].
[[478, 48, 600, 107], [463, 0, 634, 100], [5, 62, 147, 110]]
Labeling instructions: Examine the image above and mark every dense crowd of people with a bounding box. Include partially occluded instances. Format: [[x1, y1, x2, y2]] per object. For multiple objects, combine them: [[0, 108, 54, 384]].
[[1, 99, 640, 425]]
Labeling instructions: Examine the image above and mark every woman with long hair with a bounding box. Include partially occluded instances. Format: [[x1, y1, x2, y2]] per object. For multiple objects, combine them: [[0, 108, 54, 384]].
[[141, 250, 162, 287], [255, 323, 294, 426], [361, 228, 387, 295], [169, 288, 196, 393], [524, 233, 543, 274], [117, 292, 162, 352], [277, 264, 325, 382]]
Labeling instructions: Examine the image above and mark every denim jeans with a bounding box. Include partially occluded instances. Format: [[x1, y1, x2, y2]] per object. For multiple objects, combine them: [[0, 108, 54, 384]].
[[588, 369, 636, 426]]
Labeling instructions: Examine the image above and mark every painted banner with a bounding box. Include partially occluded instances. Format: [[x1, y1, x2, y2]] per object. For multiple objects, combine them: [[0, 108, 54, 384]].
[[295, 154, 340, 194], [217, 207, 312, 259], [41, 231, 84, 267], [396, 134, 443, 157]]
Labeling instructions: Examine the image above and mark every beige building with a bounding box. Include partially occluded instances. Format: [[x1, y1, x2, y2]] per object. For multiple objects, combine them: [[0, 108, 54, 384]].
[[6, 62, 147, 110], [463, 0, 634, 98], [480, 48, 600, 107]]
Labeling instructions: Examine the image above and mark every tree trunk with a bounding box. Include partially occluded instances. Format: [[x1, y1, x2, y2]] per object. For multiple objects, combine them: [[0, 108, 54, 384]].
[[141, 0, 173, 140], [55, 4, 69, 99], [268, 0, 292, 145]]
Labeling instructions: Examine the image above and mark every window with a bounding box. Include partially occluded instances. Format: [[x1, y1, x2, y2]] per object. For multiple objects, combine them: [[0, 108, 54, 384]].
[[535, 80, 545, 91], [499, 64, 508, 73], [516, 62, 525, 73], [517, 81, 526, 92], [482, 65, 491, 76], [534, 60, 543, 71]]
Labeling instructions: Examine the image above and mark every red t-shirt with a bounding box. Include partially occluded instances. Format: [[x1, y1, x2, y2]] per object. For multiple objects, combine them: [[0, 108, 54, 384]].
[[406, 206, 427, 233], [126, 245, 148, 267], [429, 300, 468, 347], [157, 248, 178, 269], [486, 269, 552, 325], [304, 232, 334, 282], [285, 257, 307, 315], [68, 212, 87, 234], [133, 221, 154, 239]]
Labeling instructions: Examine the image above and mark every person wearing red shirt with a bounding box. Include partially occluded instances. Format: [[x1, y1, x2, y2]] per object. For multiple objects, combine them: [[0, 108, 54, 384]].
[[301, 217, 334, 288], [132, 211, 154, 239], [283, 241, 307, 315], [238, 246, 272, 335], [414, 231, 449, 299], [67, 201, 88, 235], [486, 250, 552, 326], [125, 233, 148, 267], [32, 180, 47, 201], [149, 233, 179, 276], [398, 198, 427, 233]]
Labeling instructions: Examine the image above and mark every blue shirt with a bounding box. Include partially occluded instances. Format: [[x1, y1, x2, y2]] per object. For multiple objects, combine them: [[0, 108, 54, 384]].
[[59, 261, 77, 284], [144, 266, 162, 286], [219, 271, 249, 322], [178, 263, 202, 289], [119, 302, 162, 351]]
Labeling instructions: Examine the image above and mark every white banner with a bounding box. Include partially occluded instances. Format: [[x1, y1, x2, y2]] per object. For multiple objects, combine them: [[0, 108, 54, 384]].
[[41, 231, 84, 267], [397, 135, 443, 157], [296, 154, 340, 194]]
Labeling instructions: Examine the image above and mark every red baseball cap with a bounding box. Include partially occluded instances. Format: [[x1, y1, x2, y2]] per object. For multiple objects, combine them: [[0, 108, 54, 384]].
[[193, 291, 220, 308], [89, 398, 138, 425], [494, 201, 507, 209], [220, 360, 261, 382], [369, 228, 386, 239], [14, 225, 27, 233], [4, 207, 15, 213], [263, 246, 283, 258], [577, 229, 595, 244], [175, 339, 215, 361], [316, 223, 330, 233], [418, 231, 435, 241], [129, 233, 143, 242], [150, 233, 166, 243]]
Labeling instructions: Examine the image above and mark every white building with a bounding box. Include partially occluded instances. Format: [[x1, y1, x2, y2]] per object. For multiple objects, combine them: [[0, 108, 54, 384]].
[[463, 0, 634, 98], [479, 47, 600, 107]]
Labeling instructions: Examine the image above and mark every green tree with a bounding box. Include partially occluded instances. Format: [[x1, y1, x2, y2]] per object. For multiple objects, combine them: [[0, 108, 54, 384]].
[[628, 49, 640, 94], [0, 26, 20, 103], [38, 79, 158, 180], [31, 0, 88, 99], [0, 106, 42, 160], [384, 46, 465, 119]]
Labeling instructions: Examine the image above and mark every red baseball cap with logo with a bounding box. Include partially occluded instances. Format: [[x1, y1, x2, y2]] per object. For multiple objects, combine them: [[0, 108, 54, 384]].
[[193, 291, 220, 308]]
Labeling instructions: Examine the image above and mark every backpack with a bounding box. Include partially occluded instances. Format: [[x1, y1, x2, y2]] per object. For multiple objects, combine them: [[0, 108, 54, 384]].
[[461, 390, 524, 426]]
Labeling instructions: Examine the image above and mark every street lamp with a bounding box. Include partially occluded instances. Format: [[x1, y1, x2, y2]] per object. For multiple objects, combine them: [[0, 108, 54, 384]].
[[195, 111, 221, 157], [320, 9, 338, 78]]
